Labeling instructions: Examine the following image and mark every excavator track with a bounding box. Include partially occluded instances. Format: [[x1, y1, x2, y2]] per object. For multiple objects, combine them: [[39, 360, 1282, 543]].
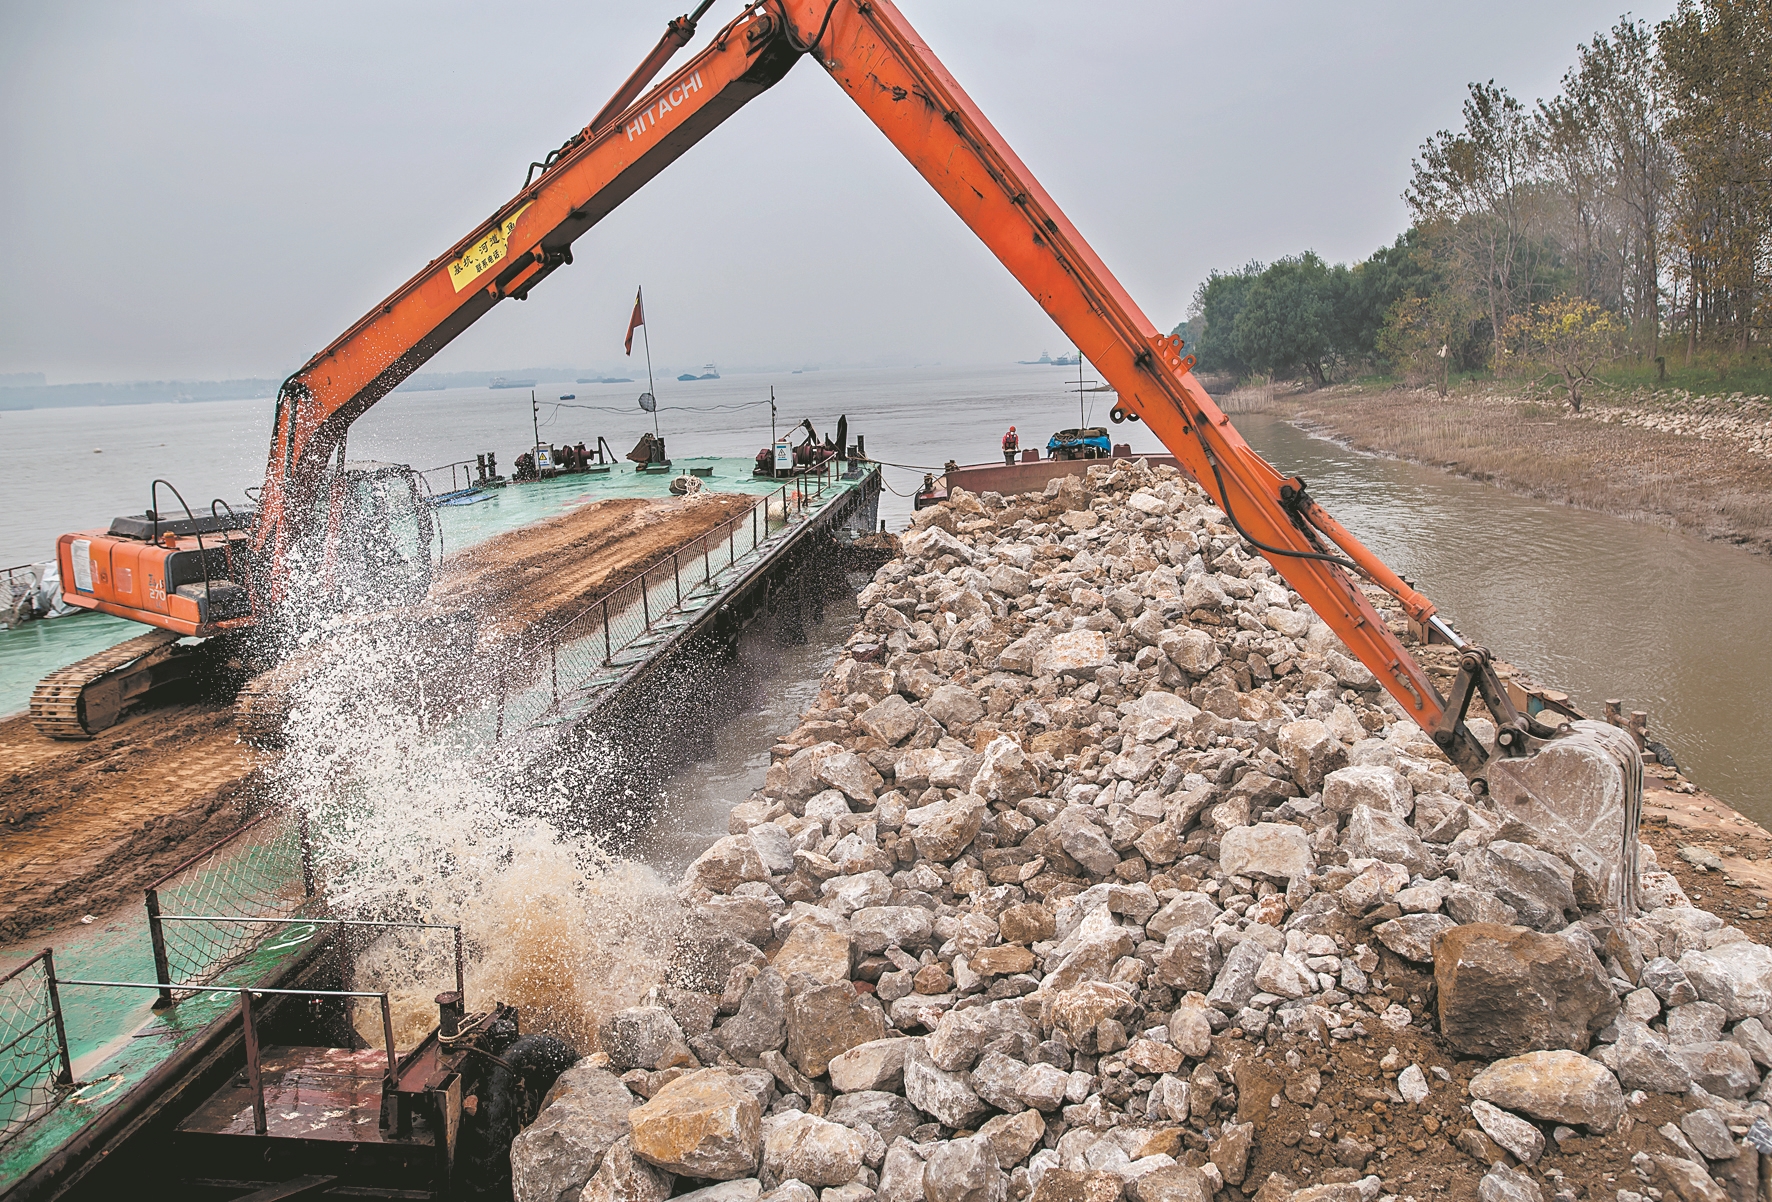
[[29, 629, 184, 739]]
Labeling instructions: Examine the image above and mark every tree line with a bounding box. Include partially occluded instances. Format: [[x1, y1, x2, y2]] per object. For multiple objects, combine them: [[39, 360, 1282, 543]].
[[1177, 0, 1769, 403]]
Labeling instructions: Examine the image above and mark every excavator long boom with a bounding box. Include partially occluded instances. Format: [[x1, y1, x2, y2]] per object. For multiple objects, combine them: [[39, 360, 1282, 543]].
[[253, 0, 1511, 775]]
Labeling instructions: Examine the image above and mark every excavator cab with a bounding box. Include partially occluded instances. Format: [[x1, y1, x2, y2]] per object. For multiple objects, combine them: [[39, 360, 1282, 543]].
[[315, 462, 436, 613]]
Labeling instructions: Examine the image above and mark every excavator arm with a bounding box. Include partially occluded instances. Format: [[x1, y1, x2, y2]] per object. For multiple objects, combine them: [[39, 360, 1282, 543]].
[[251, 0, 1541, 778]]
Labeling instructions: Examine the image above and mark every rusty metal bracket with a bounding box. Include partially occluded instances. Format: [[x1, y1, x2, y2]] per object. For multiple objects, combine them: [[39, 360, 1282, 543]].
[[1433, 645, 1562, 779]]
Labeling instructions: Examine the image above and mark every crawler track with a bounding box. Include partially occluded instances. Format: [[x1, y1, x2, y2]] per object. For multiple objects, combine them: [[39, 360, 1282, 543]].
[[28, 629, 182, 739]]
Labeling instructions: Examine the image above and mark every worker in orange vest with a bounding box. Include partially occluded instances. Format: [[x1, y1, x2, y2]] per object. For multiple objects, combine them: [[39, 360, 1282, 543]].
[[1002, 425, 1020, 466]]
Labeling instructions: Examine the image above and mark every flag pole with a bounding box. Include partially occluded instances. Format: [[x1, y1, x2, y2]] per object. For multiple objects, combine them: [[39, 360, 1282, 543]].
[[640, 286, 658, 439]]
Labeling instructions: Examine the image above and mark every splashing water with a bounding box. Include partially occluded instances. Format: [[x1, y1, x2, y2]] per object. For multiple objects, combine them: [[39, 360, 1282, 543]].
[[265, 599, 683, 1052]]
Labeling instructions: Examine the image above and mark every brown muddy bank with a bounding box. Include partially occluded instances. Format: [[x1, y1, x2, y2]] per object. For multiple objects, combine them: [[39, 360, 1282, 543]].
[[1218, 383, 1772, 557]]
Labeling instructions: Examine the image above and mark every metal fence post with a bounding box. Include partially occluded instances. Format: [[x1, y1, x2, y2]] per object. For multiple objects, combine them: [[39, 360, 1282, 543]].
[[380, 993, 398, 1090], [146, 889, 174, 1009], [704, 534, 711, 583], [602, 598, 612, 664], [42, 949, 73, 1085], [298, 808, 315, 898], [241, 988, 267, 1135], [454, 927, 465, 999], [753, 504, 758, 549], [641, 570, 650, 628], [674, 552, 681, 607]]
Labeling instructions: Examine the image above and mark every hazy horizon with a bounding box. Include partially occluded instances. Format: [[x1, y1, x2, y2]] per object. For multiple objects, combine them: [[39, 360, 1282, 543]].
[[2, 0, 1676, 384]]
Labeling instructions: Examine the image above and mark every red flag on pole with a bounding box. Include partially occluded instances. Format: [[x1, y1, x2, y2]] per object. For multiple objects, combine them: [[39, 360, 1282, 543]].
[[624, 287, 645, 355]]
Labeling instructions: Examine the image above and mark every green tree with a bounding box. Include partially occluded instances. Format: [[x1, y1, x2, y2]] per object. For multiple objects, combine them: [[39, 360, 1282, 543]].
[[1501, 296, 1625, 411], [1377, 292, 1481, 393], [1233, 253, 1336, 387], [1407, 82, 1552, 356], [1189, 263, 1263, 376], [1658, 0, 1772, 355], [1331, 232, 1440, 359]]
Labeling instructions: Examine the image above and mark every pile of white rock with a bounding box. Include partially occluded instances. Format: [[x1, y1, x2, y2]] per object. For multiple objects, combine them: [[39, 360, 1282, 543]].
[[512, 459, 1772, 1202]]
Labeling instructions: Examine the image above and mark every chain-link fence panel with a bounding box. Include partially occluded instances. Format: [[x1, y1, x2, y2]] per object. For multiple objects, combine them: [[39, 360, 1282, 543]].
[[147, 811, 317, 994], [0, 951, 71, 1148]]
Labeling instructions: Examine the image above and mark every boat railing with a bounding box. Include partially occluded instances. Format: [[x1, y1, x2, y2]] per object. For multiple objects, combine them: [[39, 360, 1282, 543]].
[[490, 461, 841, 736], [44, 978, 397, 1139], [0, 950, 74, 1149], [419, 459, 484, 495]]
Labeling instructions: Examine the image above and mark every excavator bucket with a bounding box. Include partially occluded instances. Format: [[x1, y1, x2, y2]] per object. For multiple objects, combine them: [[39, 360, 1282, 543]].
[[1485, 722, 1646, 917]]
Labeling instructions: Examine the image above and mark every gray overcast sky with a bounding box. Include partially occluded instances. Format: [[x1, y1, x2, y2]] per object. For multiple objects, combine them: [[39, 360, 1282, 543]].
[[1, 0, 1675, 383]]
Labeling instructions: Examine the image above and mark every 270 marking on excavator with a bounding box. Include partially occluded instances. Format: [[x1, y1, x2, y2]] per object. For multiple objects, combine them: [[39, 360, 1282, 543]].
[[625, 71, 704, 141]]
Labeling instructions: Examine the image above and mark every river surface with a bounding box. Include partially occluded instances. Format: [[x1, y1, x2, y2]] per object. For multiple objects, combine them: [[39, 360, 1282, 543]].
[[2, 367, 1768, 825]]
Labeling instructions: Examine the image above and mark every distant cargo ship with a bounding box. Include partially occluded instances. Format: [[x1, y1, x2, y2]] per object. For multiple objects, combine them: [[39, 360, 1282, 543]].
[[489, 377, 537, 389], [677, 363, 721, 381], [577, 377, 634, 384]]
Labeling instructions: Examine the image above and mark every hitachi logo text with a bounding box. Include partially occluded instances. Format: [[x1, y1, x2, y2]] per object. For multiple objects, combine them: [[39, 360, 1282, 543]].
[[626, 73, 704, 141]]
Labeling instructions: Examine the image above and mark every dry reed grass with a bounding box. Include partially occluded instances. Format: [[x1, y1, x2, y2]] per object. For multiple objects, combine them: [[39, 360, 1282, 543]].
[[1219, 383, 1772, 556]]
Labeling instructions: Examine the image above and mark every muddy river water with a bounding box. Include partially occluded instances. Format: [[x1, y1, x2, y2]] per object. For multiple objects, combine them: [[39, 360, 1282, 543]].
[[649, 411, 1772, 860]]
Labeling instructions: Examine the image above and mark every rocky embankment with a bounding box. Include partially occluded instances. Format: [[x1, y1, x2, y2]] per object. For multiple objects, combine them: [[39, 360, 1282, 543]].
[[511, 459, 1772, 1202]]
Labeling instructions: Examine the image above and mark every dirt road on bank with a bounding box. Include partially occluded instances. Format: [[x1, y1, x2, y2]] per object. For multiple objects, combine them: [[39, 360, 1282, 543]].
[[0, 491, 758, 941]]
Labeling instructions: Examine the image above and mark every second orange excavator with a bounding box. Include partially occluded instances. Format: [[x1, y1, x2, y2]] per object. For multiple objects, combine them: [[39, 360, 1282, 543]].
[[33, 0, 1637, 856]]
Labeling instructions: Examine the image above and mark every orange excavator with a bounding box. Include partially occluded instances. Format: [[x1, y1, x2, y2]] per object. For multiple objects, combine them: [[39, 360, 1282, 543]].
[[31, 0, 1638, 846]]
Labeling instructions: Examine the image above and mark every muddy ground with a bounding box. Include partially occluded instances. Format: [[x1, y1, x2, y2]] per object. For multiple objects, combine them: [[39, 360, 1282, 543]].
[[0, 491, 757, 942]]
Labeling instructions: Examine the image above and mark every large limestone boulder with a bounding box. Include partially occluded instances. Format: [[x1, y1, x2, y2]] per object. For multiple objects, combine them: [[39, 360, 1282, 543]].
[[688, 835, 771, 893], [827, 1089, 924, 1144], [601, 1006, 697, 1072], [1592, 1021, 1692, 1093], [1160, 628, 1221, 675], [717, 968, 790, 1058], [910, 797, 986, 863], [970, 735, 1041, 803], [772, 922, 855, 985], [926, 684, 987, 729], [1467, 1050, 1626, 1131], [1321, 766, 1412, 818], [762, 1114, 866, 1189], [629, 1069, 764, 1179], [580, 1137, 675, 1202], [903, 1038, 990, 1129], [1041, 907, 1136, 991], [1218, 823, 1313, 883], [1671, 1040, 1760, 1097], [1343, 808, 1429, 876], [1434, 923, 1620, 1056], [828, 1037, 914, 1094], [1678, 941, 1772, 1021], [923, 1134, 1005, 1202], [1035, 630, 1112, 679], [1486, 721, 1642, 913], [787, 984, 889, 1078], [1458, 841, 1579, 932], [851, 906, 935, 954], [510, 1063, 636, 1202], [1050, 808, 1121, 878], [1372, 914, 1457, 962], [1277, 719, 1348, 793], [858, 694, 923, 745]]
